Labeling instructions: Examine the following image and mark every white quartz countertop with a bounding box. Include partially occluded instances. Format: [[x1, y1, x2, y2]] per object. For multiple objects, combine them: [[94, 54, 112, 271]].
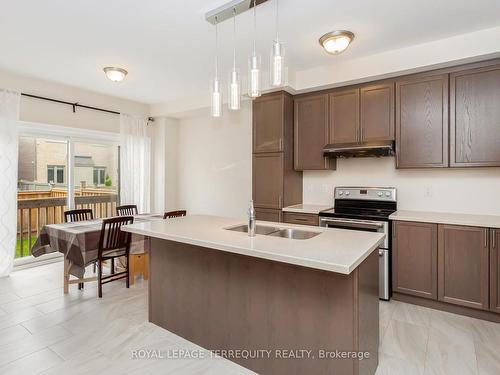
[[390, 210, 500, 229], [282, 204, 333, 215], [122, 215, 384, 275]]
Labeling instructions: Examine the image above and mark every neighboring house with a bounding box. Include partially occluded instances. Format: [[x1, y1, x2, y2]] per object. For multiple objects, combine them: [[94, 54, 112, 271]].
[[18, 137, 118, 190]]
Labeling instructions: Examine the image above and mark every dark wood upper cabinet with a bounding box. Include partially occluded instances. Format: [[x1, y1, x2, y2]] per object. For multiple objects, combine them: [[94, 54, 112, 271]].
[[253, 93, 284, 153], [396, 74, 449, 168], [392, 221, 438, 300], [438, 224, 489, 311], [450, 64, 500, 167], [361, 83, 395, 142], [491, 229, 500, 313], [328, 88, 360, 144], [294, 94, 335, 170], [253, 153, 284, 209]]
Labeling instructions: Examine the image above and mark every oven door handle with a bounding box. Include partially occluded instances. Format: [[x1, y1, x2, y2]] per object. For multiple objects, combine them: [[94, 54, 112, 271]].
[[319, 217, 385, 230]]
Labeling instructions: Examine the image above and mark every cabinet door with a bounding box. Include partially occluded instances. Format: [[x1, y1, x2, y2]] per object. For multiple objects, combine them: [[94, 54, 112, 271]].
[[253, 153, 283, 209], [255, 208, 282, 223], [491, 229, 500, 313], [294, 94, 335, 170], [253, 93, 284, 153], [450, 64, 500, 167], [361, 83, 395, 142], [438, 224, 489, 310], [392, 221, 438, 299], [328, 88, 360, 144], [396, 74, 449, 168]]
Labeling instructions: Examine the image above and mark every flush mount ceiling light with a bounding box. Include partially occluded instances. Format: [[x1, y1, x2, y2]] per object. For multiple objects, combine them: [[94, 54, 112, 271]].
[[319, 30, 355, 55], [103, 67, 128, 82]]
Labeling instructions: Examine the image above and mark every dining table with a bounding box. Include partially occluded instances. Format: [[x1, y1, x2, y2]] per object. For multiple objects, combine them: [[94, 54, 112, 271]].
[[31, 213, 164, 293]]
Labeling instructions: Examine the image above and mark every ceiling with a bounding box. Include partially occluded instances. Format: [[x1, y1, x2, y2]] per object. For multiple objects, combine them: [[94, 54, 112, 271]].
[[1, 0, 500, 105]]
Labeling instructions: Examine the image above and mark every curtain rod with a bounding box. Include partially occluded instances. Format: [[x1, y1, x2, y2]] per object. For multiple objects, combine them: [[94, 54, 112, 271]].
[[21, 93, 154, 123]]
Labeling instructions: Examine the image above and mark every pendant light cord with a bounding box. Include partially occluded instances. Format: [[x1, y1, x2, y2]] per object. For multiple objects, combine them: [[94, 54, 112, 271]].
[[253, 0, 257, 53], [214, 16, 219, 79], [275, 0, 279, 41], [233, 8, 237, 70]]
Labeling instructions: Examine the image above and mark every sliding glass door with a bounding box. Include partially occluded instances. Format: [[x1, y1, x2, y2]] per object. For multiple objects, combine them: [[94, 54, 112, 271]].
[[16, 128, 120, 260]]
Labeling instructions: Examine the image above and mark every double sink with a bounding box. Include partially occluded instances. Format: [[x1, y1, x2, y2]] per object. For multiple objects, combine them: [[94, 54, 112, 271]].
[[226, 224, 321, 240]]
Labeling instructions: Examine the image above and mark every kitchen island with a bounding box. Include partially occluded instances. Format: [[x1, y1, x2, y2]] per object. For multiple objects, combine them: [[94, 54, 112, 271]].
[[122, 215, 384, 375]]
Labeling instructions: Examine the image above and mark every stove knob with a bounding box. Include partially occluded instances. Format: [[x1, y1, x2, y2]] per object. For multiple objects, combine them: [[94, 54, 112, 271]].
[[345, 191, 350, 196], [377, 192, 383, 197], [339, 191, 343, 196], [385, 192, 391, 197]]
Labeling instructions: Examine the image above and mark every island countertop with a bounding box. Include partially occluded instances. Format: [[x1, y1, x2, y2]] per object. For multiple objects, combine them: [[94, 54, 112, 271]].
[[122, 214, 384, 274]]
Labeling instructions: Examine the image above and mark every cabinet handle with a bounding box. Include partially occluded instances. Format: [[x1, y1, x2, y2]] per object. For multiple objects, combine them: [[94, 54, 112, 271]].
[[484, 230, 489, 248], [294, 218, 309, 222], [278, 196, 283, 208], [493, 230, 496, 249], [355, 128, 359, 141], [360, 127, 364, 141]]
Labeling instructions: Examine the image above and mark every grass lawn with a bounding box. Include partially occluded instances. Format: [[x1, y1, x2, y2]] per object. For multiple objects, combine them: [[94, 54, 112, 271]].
[[16, 237, 38, 259]]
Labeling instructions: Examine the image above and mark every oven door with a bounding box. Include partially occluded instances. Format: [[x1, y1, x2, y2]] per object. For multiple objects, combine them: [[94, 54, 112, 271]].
[[319, 217, 389, 248]]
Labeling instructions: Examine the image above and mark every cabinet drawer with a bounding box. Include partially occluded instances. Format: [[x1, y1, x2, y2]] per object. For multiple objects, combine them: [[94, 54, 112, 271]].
[[255, 208, 282, 223], [283, 212, 319, 226]]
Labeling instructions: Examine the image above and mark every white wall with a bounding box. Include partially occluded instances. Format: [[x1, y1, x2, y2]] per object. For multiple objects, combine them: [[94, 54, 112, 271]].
[[304, 158, 500, 216], [176, 102, 252, 219]]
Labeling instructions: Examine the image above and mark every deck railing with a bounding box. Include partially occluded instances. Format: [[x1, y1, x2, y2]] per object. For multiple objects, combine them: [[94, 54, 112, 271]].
[[17, 190, 118, 258]]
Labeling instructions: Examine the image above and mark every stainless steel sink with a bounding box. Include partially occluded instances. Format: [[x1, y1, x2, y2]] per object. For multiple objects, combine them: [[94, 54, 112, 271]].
[[268, 228, 321, 240], [226, 224, 280, 235]]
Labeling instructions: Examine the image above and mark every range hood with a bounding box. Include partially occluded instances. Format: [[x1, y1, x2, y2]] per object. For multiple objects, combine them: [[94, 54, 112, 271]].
[[323, 140, 395, 158]]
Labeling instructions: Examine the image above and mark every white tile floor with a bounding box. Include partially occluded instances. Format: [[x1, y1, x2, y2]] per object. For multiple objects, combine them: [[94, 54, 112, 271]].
[[0, 262, 499, 375]]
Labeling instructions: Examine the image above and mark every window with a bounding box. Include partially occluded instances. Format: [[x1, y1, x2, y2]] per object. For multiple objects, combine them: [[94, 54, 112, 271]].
[[47, 165, 65, 184], [93, 167, 106, 186]]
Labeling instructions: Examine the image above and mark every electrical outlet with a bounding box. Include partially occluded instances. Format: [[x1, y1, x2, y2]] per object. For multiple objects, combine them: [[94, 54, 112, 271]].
[[425, 186, 433, 197]]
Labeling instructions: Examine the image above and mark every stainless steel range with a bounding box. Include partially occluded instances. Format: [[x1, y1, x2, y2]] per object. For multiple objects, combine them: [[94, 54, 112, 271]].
[[319, 187, 397, 300]]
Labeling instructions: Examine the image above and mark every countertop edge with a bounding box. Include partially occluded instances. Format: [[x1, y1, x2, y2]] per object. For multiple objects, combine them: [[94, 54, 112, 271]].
[[122, 225, 384, 275], [389, 210, 500, 229]]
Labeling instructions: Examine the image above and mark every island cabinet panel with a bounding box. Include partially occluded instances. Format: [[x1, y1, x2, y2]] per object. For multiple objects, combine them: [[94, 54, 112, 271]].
[[283, 212, 319, 226], [392, 221, 438, 299], [294, 94, 335, 170], [255, 208, 282, 222], [149, 238, 380, 375], [491, 229, 500, 313], [253, 92, 284, 153], [395, 74, 449, 168], [253, 153, 284, 209], [360, 83, 395, 142], [438, 224, 489, 310], [328, 88, 360, 145], [450, 64, 500, 167]]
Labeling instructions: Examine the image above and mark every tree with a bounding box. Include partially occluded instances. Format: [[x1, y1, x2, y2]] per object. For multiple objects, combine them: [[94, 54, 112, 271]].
[[104, 174, 112, 187]]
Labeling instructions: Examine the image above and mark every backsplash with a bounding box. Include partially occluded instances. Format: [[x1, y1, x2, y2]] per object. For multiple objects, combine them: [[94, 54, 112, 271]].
[[303, 157, 500, 215]]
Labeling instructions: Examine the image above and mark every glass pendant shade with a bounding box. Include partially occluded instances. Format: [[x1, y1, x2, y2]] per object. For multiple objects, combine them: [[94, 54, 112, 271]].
[[211, 78, 222, 117], [270, 40, 285, 87], [228, 69, 241, 110], [248, 53, 261, 98]]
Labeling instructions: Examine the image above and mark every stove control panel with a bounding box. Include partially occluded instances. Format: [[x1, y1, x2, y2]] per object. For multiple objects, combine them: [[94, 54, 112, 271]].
[[335, 187, 396, 202]]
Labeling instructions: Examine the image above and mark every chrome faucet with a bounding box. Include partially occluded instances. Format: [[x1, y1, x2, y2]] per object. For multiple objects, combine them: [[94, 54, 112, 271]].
[[248, 200, 256, 237]]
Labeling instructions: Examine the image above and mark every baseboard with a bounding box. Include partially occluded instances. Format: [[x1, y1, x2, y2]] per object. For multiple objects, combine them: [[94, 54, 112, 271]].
[[392, 292, 500, 324], [13, 253, 63, 271]]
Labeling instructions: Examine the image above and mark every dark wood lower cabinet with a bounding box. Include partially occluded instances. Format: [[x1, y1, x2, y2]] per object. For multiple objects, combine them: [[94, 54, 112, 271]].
[[255, 208, 282, 223], [438, 224, 489, 310], [283, 212, 319, 226], [392, 221, 437, 299], [491, 229, 500, 313]]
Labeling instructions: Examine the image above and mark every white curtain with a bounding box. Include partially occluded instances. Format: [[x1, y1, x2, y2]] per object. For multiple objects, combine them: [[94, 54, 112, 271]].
[[120, 114, 151, 213], [0, 89, 20, 277]]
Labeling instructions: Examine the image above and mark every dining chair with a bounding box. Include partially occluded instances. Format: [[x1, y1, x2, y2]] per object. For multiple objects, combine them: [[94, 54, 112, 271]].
[[64, 208, 94, 223], [116, 204, 138, 216], [163, 210, 187, 219], [64, 208, 95, 289], [97, 216, 134, 298]]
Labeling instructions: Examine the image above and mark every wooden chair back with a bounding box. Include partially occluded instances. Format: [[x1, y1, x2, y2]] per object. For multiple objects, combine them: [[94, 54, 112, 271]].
[[163, 210, 187, 219], [116, 204, 138, 217], [98, 216, 134, 256], [64, 209, 94, 223]]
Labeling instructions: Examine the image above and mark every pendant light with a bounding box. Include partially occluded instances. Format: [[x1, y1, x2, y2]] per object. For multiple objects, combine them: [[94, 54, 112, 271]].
[[228, 8, 241, 110], [248, 0, 261, 98], [270, 0, 285, 87], [211, 17, 222, 117]]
